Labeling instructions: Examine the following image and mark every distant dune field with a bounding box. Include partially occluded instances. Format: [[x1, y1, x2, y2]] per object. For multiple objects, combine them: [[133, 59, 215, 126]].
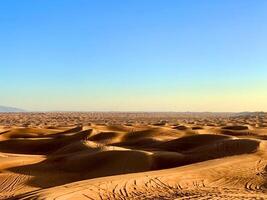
[[0, 112, 267, 199]]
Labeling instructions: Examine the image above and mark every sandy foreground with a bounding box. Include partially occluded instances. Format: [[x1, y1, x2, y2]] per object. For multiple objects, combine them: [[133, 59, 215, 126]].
[[0, 112, 267, 200]]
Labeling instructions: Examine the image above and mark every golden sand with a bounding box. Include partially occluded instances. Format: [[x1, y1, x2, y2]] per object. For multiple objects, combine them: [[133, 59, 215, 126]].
[[0, 112, 267, 199]]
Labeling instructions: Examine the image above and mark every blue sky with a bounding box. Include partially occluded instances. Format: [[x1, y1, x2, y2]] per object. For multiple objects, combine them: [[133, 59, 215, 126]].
[[0, 0, 267, 111]]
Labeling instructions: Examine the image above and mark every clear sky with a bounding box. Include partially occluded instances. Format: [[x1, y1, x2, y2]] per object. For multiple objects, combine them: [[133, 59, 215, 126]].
[[0, 0, 267, 112]]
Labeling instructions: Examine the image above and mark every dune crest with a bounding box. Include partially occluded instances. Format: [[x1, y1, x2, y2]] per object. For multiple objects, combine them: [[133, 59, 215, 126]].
[[0, 112, 267, 199]]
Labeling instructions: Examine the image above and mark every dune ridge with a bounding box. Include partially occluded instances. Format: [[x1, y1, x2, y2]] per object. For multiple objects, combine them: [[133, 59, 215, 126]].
[[0, 112, 267, 199]]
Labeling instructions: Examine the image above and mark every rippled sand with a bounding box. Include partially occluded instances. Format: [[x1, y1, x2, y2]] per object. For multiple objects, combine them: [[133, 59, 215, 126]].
[[0, 112, 267, 200]]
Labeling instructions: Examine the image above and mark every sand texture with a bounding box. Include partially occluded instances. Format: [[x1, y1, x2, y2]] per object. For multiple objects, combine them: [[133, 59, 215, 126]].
[[0, 112, 267, 200]]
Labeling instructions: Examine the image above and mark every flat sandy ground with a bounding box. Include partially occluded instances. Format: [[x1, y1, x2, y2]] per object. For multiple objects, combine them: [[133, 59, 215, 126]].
[[0, 112, 267, 200]]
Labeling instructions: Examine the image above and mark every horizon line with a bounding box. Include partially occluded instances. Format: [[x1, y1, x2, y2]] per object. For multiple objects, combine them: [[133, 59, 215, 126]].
[[1, 110, 266, 113]]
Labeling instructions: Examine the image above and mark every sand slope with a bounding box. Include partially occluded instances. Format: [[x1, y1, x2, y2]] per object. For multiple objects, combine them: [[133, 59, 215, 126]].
[[0, 112, 267, 199]]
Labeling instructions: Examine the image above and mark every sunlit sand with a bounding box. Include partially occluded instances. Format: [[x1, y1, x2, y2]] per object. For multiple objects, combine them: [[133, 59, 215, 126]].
[[0, 112, 267, 199]]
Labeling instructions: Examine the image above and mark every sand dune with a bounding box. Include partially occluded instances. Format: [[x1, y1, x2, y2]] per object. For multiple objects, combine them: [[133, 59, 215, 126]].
[[0, 112, 267, 199], [16, 153, 267, 200], [0, 129, 92, 155]]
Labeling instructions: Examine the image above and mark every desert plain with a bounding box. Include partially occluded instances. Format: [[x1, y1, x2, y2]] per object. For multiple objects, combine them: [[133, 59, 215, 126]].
[[0, 112, 267, 199]]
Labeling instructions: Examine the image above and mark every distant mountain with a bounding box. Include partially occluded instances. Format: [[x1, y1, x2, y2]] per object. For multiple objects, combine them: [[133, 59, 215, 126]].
[[0, 106, 26, 112]]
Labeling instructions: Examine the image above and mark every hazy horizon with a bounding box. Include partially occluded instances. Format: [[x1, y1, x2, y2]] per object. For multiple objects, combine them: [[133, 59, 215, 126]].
[[1, 0, 267, 112], [0, 105, 265, 113]]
